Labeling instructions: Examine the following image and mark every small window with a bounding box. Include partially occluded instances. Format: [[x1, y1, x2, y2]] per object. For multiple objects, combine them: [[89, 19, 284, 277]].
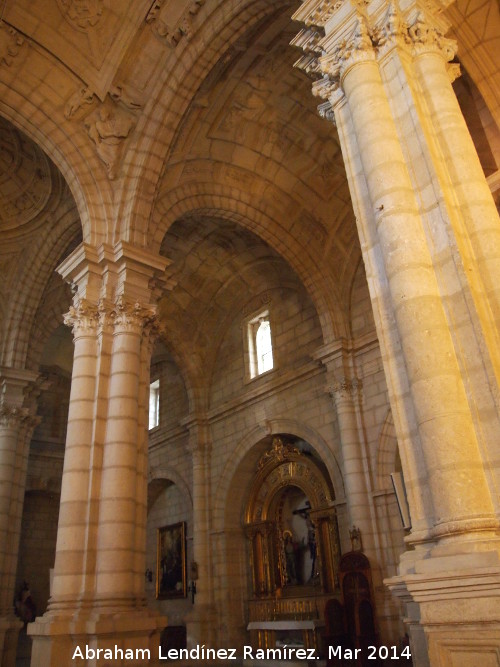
[[248, 312, 274, 378], [149, 379, 160, 430]]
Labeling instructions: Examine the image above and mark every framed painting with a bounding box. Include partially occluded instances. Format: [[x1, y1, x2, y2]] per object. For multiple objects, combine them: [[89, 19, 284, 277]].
[[156, 521, 187, 599]]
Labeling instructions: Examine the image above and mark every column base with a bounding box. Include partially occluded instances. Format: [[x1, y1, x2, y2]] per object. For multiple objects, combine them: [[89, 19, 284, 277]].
[[0, 614, 23, 667], [184, 603, 217, 650], [28, 608, 167, 666], [386, 542, 500, 667]]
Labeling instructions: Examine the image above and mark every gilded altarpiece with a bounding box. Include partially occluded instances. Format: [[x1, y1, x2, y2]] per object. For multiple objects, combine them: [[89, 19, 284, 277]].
[[244, 437, 341, 655]]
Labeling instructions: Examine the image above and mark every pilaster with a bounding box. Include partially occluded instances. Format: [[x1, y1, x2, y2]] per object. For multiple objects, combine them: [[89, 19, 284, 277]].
[[184, 417, 216, 649]]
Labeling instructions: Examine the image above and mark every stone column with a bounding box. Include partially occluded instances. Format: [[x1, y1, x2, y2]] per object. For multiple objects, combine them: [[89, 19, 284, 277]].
[[185, 419, 215, 648], [94, 298, 156, 607], [28, 242, 168, 666], [328, 377, 374, 550], [0, 369, 40, 667], [293, 1, 500, 663]]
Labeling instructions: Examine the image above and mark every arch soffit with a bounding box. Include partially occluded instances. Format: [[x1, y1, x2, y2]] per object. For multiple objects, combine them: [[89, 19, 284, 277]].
[[213, 419, 345, 534], [118, 0, 295, 245]]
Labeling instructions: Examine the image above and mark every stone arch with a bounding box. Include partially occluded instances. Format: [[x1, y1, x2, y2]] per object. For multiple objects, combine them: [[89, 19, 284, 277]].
[[213, 418, 344, 534], [118, 0, 295, 246], [0, 80, 111, 245], [154, 189, 349, 343]]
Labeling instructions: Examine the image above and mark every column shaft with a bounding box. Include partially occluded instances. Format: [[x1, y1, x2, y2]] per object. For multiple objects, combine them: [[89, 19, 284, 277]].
[[94, 316, 144, 603], [50, 305, 99, 606], [341, 56, 495, 536]]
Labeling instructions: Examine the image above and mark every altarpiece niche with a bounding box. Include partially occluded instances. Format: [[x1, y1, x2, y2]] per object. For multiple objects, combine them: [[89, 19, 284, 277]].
[[245, 436, 341, 650]]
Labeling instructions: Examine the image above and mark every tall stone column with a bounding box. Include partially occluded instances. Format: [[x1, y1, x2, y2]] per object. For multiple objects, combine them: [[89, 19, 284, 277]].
[[185, 418, 215, 648], [293, 1, 500, 664], [0, 369, 40, 667], [28, 242, 168, 666]]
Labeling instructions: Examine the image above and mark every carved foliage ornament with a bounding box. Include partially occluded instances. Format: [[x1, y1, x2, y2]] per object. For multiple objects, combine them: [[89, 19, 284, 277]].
[[293, 3, 458, 119], [257, 436, 300, 471], [64, 297, 157, 335]]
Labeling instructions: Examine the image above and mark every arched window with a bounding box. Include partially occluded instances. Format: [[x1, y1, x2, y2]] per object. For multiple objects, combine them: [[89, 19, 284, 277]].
[[255, 318, 273, 374], [149, 379, 160, 430], [248, 311, 274, 378]]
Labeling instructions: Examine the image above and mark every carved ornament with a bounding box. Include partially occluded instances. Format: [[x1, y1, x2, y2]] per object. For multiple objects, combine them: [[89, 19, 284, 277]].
[[257, 436, 300, 471], [108, 296, 157, 332], [84, 101, 134, 179], [149, 0, 205, 48], [372, 2, 411, 54], [0, 21, 25, 68], [320, 17, 375, 82], [328, 376, 361, 401], [0, 118, 52, 231], [0, 404, 30, 428], [56, 0, 104, 32], [64, 299, 99, 335], [407, 12, 457, 61]]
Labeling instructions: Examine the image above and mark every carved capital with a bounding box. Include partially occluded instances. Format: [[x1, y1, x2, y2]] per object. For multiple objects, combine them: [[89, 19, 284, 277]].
[[328, 376, 362, 401], [64, 299, 99, 336], [320, 17, 376, 83], [372, 2, 412, 56], [110, 296, 157, 333], [408, 13, 457, 61], [0, 404, 30, 428]]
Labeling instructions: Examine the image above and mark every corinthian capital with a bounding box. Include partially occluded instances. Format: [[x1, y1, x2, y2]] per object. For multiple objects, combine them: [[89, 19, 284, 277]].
[[328, 377, 362, 402], [110, 296, 157, 333], [318, 16, 375, 85], [64, 299, 99, 335], [408, 12, 457, 61], [0, 404, 30, 427]]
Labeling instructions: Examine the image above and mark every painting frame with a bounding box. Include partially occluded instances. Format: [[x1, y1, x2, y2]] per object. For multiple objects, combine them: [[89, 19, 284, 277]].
[[156, 521, 187, 599]]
